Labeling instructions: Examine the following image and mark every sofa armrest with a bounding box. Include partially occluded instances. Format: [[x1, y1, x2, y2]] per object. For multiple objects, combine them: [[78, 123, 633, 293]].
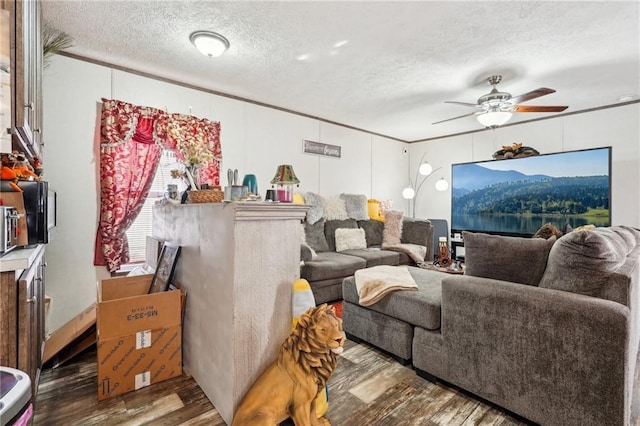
[[440, 274, 631, 425], [300, 243, 316, 262], [400, 218, 433, 261]]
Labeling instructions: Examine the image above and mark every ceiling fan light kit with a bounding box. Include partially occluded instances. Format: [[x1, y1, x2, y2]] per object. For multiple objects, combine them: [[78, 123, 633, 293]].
[[477, 110, 513, 128], [434, 74, 568, 129], [190, 31, 230, 57]]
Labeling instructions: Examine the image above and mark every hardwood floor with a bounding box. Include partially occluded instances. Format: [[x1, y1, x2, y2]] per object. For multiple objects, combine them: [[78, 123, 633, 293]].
[[34, 340, 533, 426], [34, 348, 224, 426]]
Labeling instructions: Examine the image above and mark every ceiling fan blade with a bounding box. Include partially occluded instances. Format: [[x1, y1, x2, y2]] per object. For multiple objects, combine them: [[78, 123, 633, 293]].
[[513, 105, 568, 112], [509, 88, 556, 105], [432, 111, 479, 125], [445, 101, 482, 108]]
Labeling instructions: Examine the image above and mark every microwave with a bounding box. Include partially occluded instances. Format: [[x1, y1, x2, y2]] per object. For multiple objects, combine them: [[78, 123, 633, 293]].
[[0, 180, 54, 246]]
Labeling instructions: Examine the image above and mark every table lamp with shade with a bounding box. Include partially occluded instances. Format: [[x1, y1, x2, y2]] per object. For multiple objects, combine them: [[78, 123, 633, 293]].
[[270, 164, 300, 202]]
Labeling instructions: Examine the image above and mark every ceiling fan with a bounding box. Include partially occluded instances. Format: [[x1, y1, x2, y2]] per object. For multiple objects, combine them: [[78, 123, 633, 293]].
[[433, 75, 568, 128]]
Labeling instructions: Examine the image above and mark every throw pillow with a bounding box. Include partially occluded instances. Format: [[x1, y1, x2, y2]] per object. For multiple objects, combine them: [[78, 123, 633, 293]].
[[322, 195, 349, 221], [304, 192, 324, 225], [358, 219, 384, 246], [299, 222, 317, 261], [324, 219, 358, 251], [340, 193, 369, 221], [304, 219, 330, 252], [299, 222, 307, 244], [382, 210, 403, 246], [367, 199, 384, 222], [292, 192, 305, 205], [401, 218, 431, 246], [379, 199, 393, 215], [463, 231, 556, 286], [539, 226, 639, 297], [335, 228, 367, 252]]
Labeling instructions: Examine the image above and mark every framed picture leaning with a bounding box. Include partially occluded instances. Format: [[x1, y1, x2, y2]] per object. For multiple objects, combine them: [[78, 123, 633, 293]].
[[149, 241, 181, 294]]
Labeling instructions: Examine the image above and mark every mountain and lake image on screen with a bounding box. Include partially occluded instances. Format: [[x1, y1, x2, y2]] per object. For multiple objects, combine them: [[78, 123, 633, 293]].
[[451, 147, 611, 236]]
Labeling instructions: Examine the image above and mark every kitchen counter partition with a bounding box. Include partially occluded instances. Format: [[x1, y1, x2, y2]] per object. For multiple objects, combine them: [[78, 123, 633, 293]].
[[152, 202, 308, 424]]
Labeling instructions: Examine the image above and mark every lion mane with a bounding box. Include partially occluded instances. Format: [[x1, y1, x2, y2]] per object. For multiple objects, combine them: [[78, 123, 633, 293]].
[[281, 304, 341, 390], [232, 304, 344, 426]]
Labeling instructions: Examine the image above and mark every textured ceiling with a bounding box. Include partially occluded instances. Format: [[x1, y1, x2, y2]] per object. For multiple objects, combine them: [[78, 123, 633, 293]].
[[41, 1, 640, 142]]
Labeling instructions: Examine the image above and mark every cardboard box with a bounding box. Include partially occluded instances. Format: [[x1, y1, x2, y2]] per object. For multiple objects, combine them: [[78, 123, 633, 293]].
[[43, 303, 96, 364], [96, 274, 183, 401]]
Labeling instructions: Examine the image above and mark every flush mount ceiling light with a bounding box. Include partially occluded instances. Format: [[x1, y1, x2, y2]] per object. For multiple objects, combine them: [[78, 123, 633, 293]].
[[189, 31, 230, 58]]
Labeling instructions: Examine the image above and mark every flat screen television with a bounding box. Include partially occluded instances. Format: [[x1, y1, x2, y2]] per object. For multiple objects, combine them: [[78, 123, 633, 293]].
[[451, 147, 611, 237]]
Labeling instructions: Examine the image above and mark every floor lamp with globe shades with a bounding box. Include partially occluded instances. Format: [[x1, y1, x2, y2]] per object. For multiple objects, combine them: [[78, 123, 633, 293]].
[[402, 153, 449, 218]]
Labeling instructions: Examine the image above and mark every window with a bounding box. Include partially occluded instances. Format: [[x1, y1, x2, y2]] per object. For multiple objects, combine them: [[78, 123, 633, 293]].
[[124, 150, 187, 264]]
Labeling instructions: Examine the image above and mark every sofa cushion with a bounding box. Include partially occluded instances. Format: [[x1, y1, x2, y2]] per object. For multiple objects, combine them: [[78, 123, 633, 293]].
[[322, 195, 349, 220], [340, 193, 369, 221], [539, 226, 640, 297], [304, 192, 324, 225], [305, 219, 330, 252], [463, 232, 556, 286], [382, 210, 403, 246], [358, 219, 384, 247], [324, 219, 358, 251], [308, 277, 344, 305], [339, 248, 400, 267], [301, 251, 367, 282], [401, 218, 432, 246], [342, 266, 444, 330], [335, 228, 367, 252]]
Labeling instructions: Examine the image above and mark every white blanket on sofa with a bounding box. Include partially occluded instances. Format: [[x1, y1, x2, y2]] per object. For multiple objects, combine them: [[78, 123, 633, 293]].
[[354, 265, 418, 306], [381, 243, 427, 264]]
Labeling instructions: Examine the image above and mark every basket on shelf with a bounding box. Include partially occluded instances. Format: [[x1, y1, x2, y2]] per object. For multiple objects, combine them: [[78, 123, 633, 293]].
[[188, 186, 224, 203]]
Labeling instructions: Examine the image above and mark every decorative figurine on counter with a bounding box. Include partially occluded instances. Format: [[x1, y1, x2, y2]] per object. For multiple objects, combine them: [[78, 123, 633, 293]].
[[1, 151, 41, 182], [1, 166, 22, 192], [1, 151, 44, 192], [33, 156, 44, 177]]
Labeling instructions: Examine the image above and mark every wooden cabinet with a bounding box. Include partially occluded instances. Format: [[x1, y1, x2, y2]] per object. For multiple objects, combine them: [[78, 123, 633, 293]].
[[15, 0, 42, 157], [3, 0, 43, 159], [0, 245, 46, 396], [17, 246, 45, 386]]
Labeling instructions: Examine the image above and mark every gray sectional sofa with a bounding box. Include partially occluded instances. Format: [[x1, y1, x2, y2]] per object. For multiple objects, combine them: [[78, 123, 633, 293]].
[[301, 217, 433, 304], [343, 226, 640, 425]]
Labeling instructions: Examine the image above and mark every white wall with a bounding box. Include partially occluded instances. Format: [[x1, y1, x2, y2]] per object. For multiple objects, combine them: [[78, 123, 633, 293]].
[[42, 58, 112, 332], [410, 103, 640, 228], [43, 54, 640, 332], [42, 55, 409, 331]]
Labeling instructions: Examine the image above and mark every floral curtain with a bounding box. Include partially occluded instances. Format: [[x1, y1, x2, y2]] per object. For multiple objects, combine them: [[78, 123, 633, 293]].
[[94, 98, 222, 271], [157, 113, 222, 187]]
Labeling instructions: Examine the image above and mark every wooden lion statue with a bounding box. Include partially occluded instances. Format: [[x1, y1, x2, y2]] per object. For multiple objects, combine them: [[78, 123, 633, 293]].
[[232, 304, 344, 426]]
